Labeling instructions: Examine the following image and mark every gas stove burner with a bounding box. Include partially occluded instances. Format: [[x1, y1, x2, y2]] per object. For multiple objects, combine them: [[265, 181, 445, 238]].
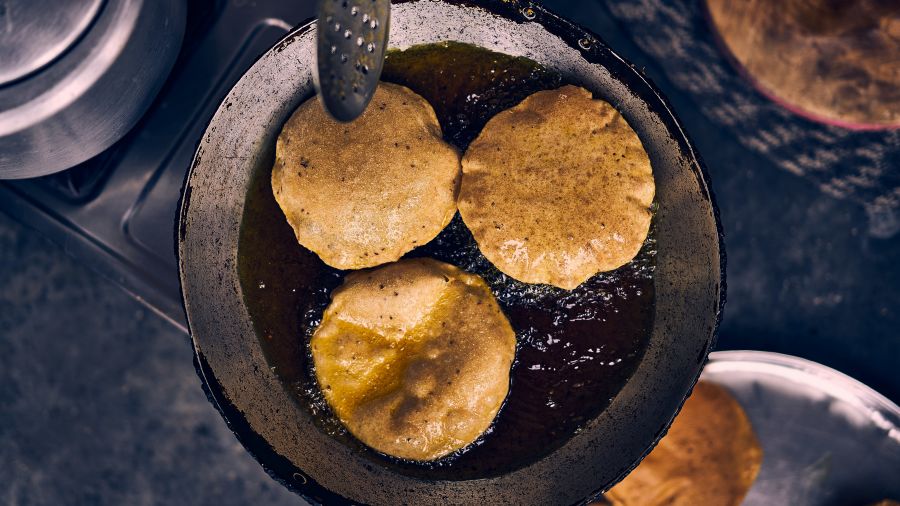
[[0, 0, 186, 179], [0, 0, 104, 85]]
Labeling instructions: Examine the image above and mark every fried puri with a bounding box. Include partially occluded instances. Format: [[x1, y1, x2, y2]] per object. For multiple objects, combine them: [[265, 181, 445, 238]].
[[459, 85, 654, 290], [605, 382, 763, 506], [310, 258, 516, 461], [271, 83, 460, 270]]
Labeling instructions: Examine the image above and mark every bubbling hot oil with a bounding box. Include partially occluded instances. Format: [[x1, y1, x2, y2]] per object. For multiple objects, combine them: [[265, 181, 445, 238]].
[[237, 42, 655, 479]]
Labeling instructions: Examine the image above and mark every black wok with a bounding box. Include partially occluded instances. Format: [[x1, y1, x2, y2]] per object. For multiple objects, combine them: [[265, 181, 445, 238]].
[[177, 1, 725, 504]]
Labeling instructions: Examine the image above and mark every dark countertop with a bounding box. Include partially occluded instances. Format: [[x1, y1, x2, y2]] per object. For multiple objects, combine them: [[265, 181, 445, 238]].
[[1, 1, 898, 504], [0, 212, 303, 505]]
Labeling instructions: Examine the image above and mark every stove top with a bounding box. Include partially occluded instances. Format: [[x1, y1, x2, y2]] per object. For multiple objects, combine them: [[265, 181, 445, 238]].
[[0, 0, 317, 329]]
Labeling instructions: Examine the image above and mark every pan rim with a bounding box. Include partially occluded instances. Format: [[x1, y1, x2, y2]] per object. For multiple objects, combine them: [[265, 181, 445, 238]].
[[177, 1, 727, 504]]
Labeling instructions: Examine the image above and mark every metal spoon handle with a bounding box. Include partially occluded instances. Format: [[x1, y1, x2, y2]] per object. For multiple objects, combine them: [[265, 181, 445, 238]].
[[315, 0, 391, 122]]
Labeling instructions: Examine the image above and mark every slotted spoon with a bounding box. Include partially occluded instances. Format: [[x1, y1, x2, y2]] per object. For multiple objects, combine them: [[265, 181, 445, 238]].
[[316, 0, 391, 122]]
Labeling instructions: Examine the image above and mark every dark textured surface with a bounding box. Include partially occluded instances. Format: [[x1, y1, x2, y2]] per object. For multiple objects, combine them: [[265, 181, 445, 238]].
[[0, 211, 305, 505]]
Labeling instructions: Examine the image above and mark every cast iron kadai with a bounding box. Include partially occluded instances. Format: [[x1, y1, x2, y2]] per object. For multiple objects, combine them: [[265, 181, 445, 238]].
[[177, 0, 725, 504]]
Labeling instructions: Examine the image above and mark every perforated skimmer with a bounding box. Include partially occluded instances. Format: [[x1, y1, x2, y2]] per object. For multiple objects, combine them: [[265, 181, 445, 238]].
[[316, 0, 391, 122]]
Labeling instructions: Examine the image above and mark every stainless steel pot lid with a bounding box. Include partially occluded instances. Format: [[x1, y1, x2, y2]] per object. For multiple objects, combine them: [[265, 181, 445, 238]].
[[0, 0, 185, 179], [0, 0, 104, 85], [704, 351, 900, 506]]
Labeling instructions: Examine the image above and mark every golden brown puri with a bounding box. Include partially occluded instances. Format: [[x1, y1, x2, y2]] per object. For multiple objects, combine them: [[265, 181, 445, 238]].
[[458, 85, 655, 290], [604, 382, 763, 506], [310, 258, 516, 461], [271, 82, 461, 270], [707, 0, 900, 126]]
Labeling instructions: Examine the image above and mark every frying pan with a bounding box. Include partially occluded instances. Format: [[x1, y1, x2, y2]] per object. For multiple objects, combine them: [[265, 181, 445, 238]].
[[177, 1, 725, 504]]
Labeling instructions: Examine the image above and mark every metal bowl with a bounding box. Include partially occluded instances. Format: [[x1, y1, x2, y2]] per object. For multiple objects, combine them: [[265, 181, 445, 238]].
[[178, 1, 724, 504], [704, 351, 900, 506]]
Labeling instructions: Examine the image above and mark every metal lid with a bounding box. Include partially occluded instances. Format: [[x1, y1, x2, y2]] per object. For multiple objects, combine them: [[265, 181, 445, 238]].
[[0, 0, 186, 179], [0, 0, 104, 85]]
